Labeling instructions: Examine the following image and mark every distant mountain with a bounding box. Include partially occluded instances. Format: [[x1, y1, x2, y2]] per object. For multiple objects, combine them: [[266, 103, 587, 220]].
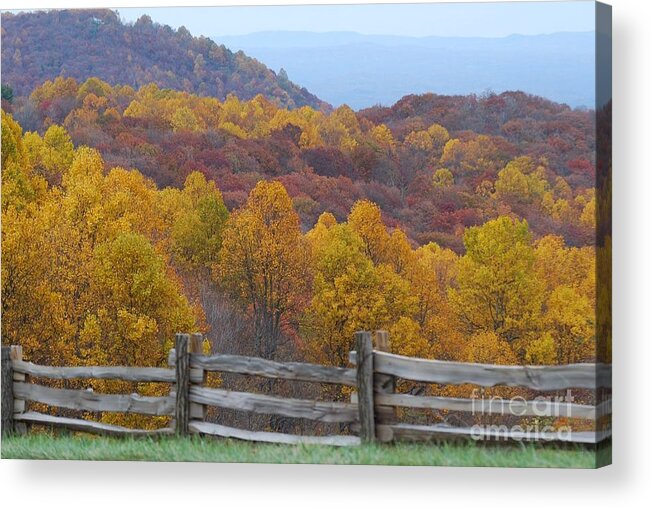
[[0, 10, 327, 110], [215, 31, 596, 109]]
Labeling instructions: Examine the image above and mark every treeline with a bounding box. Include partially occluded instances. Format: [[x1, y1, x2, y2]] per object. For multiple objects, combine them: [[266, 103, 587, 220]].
[[0, 9, 324, 109], [4, 77, 597, 253]]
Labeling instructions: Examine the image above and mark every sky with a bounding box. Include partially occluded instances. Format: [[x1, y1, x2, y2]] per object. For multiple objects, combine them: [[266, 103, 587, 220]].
[[116, 1, 596, 38]]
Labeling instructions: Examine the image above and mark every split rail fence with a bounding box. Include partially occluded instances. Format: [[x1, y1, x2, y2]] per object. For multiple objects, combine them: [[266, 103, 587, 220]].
[[1, 331, 611, 446]]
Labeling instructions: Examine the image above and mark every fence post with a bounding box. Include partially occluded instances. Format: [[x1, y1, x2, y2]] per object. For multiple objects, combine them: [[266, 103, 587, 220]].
[[1, 347, 14, 436], [174, 333, 190, 436], [10, 346, 27, 434], [374, 330, 395, 442], [355, 331, 375, 443], [189, 333, 207, 424]]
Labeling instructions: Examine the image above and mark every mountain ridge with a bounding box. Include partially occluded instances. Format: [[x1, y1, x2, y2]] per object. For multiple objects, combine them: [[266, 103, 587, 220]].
[[1, 9, 328, 110]]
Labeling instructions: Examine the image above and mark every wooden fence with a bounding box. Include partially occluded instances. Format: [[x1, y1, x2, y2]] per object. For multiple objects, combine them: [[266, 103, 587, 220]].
[[351, 331, 611, 444], [0, 331, 612, 446]]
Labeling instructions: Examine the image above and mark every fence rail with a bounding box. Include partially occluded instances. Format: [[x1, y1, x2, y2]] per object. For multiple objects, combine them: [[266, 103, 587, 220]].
[[189, 421, 360, 446], [14, 411, 174, 437], [349, 350, 612, 390], [12, 382, 175, 416], [169, 350, 357, 386], [11, 361, 179, 383], [376, 423, 611, 445], [352, 392, 610, 420], [188, 386, 358, 423], [1, 331, 612, 447]]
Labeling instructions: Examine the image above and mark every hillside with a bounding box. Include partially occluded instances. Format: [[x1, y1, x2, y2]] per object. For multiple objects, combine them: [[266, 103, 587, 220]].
[[5, 76, 599, 252], [0, 9, 326, 110], [216, 30, 596, 109]]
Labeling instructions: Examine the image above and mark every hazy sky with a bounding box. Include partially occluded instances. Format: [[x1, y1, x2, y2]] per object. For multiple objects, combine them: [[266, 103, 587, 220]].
[[117, 2, 596, 38]]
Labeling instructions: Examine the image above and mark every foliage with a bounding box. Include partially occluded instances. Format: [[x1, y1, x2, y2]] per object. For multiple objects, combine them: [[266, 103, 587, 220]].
[[5, 74, 597, 249], [2, 83, 14, 103], [449, 217, 544, 357], [1, 71, 602, 428], [214, 180, 310, 358], [1, 114, 202, 427], [2, 109, 599, 374], [1, 10, 325, 109]]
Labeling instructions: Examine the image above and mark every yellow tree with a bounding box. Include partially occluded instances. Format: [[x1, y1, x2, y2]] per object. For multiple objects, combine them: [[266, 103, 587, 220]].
[[495, 156, 548, 204], [0, 200, 75, 364], [389, 316, 431, 359], [347, 199, 391, 265], [101, 167, 163, 242], [170, 106, 204, 132], [369, 124, 396, 153], [303, 221, 418, 367], [82, 232, 197, 367], [544, 286, 594, 363], [2, 140, 102, 362], [406, 242, 461, 358], [404, 130, 433, 152], [61, 146, 105, 238], [24, 125, 75, 184], [427, 123, 450, 156], [387, 228, 414, 275], [533, 235, 595, 363], [172, 172, 229, 268], [81, 232, 198, 428], [449, 217, 543, 356], [1, 111, 47, 212], [525, 332, 558, 365], [463, 331, 518, 365], [214, 180, 309, 358], [432, 168, 454, 188]]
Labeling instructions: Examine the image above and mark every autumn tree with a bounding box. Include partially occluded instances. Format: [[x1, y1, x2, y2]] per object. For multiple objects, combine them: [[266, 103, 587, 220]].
[[347, 199, 391, 265], [439, 135, 504, 176], [214, 180, 309, 359], [533, 235, 595, 363], [23, 125, 74, 186], [405, 242, 461, 359], [82, 232, 197, 367], [432, 168, 454, 188], [1, 111, 46, 211], [449, 217, 543, 356], [172, 172, 229, 268], [2, 121, 201, 376], [495, 156, 548, 203], [302, 221, 418, 367]]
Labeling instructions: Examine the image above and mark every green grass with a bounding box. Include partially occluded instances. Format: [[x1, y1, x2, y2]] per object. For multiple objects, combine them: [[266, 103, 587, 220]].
[[1, 434, 604, 468]]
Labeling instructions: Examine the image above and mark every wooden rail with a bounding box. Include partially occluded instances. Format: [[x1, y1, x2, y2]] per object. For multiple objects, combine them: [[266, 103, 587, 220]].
[[1, 330, 612, 447], [349, 351, 612, 390], [351, 392, 610, 420], [190, 421, 360, 446], [11, 361, 178, 383], [189, 386, 358, 423], [13, 382, 174, 416], [376, 423, 610, 445], [14, 411, 174, 437], [373, 393, 609, 420], [184, 353, 357, 386]]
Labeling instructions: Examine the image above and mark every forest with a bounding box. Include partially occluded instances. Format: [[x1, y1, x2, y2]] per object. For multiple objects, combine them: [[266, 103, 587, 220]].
[[3, 76, 598, 252], [1, 10, 324, 109], [2, 102, 602, 430], [0, 10, 608, 435]]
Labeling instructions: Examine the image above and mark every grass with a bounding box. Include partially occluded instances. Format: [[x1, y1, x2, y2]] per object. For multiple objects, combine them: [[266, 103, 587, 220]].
[[1, 434, 605, 468]]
